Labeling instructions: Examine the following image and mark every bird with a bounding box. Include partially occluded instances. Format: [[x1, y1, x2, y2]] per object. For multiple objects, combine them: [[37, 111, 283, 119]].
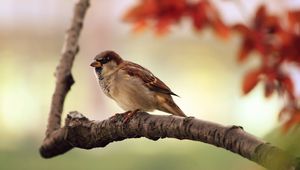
[[90, 50, 186, 120]]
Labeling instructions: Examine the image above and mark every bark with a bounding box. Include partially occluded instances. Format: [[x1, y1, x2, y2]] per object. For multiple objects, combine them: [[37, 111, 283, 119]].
[[41, 0, 90, 156], [46, 0, 89, 136], [40, 111, 300, 170], [40, 0, 300, 169]]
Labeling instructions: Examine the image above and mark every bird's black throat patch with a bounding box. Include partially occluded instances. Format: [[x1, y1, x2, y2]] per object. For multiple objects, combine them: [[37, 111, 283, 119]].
[[95, 67, 102, 73], [95, 67, 104, 80]]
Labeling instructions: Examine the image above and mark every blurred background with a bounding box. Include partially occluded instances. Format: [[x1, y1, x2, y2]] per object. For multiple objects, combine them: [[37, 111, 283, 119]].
[[1, 0, 300, 170]]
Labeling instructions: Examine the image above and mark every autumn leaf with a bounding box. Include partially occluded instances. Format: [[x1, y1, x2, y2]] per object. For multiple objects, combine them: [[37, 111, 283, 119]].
[[242, 69, 262, 94], [124, 0, 229, 37], [132, 20, 148, 32], [281, 75, 294, 97], [201, 1, 229, 39], [155, 17, 173, 35], [238, 37, 254, 62], [254, 6, 267, 30], [189, 1, 208, 31], [288, 10, 300, 30], [123, 0, 157, 22], [211, 17, 230, 39], [264, 80, 275, 98], [281, 35, 300, 62], [232, 24, 250, 35]]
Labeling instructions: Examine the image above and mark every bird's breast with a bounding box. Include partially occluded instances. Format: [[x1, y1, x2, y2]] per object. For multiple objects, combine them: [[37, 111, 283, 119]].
[[108, 72, 157, 111], [98, 77, 112, 98]]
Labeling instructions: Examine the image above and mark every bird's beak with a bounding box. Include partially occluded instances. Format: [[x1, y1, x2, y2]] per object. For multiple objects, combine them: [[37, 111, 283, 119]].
[[90, 61, 102, 68]]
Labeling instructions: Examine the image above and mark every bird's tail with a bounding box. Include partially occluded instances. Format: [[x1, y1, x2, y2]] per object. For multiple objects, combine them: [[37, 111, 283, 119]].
[[159, 99, 186, 117]]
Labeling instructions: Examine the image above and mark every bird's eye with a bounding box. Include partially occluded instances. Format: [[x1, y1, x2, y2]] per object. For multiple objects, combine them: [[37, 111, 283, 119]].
[[100, 58, 107, 64], [100, 56, 111, 64]]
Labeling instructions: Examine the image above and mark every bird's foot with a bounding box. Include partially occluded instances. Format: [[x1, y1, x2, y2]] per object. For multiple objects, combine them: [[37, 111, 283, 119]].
[[123, 109, 140, 123]]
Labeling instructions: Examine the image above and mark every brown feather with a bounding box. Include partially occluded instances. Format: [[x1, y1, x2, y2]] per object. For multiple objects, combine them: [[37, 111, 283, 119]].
[[121, 61, 178, 96], [94, 51, 123, 65], [155, 94, 186, 117]]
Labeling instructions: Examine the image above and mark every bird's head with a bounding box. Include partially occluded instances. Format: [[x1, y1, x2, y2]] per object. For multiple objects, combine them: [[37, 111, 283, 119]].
[[90, 50, 123, 78]]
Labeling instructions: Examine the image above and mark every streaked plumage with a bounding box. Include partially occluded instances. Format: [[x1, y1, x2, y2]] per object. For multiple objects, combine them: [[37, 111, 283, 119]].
[[91, 50, 186, 117]]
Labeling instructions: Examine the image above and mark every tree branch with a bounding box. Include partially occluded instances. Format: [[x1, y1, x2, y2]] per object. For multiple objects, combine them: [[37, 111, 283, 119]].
[[40, 0, 300, 170], [46, 0, 89, 136], [40, 111, 299, 170], [41, 0, 90, 156]]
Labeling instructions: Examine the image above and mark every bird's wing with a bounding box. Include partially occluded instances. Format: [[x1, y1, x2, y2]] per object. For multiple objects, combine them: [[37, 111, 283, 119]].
[[121, 61, 178, 96]]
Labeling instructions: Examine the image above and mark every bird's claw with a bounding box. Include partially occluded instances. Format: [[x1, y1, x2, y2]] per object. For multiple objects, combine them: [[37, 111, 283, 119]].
[[123, 109, 140, 123]]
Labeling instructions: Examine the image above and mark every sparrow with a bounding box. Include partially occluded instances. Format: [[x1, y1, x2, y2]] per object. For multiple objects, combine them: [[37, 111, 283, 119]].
[[90, 50, 186, 119]]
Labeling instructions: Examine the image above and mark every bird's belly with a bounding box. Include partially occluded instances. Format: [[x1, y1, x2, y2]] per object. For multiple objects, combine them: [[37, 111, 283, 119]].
[[110, 79, 156, 111]]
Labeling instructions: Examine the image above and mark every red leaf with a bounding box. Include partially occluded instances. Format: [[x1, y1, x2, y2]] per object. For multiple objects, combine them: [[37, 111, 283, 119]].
[[132, 20, 148, 32], [288, 11, 300, 30], [155, 17, 172, 35], [282, 75, 294, 97], [123, 0, 157, 22], [254, 6, 267, 30], [242, 69, 261, 94], [211, 18, 230, 39], [264, 80, 275, 98], [190, 2, 208, 31], [238, 37, 254, 62], [232, 24, 251, 35]]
